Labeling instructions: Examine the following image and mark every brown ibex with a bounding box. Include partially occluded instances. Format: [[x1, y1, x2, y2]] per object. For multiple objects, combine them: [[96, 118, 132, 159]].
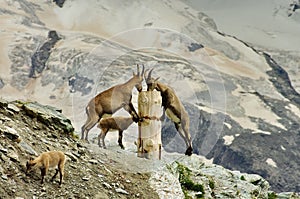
[[81, 64, 144, 141], [145, 68, 193, 156], [26, 151, 66, 186], [97, 116, 134, 149]]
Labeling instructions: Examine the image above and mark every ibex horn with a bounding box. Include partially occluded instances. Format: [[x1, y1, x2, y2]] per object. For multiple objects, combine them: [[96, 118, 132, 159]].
[[147, 68, 154, 80], [141, 64, 145, 76], [136, 64, 140, 76]]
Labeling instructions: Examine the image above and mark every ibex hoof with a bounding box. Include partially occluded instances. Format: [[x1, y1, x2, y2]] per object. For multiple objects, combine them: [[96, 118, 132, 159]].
[[185, 146, 193, 156]]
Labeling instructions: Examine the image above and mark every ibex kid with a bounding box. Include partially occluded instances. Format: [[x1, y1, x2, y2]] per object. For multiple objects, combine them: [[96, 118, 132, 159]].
[[26, 151, 66, 186], [97, 116, 134, 149]]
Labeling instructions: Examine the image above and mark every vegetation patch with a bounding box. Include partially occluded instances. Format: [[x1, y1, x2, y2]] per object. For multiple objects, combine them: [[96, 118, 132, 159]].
[[268, 192, 277, 199], [176, 161, 205, 199]]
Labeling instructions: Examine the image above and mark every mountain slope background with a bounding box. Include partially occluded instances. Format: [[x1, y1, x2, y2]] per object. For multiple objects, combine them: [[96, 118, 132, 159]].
[[0, 0, 299, 193]]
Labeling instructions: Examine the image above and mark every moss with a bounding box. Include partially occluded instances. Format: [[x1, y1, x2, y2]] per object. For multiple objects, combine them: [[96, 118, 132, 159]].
[[240, 175, 246, 181], [209, 179, 215, 190], [268, 192, 277, 199], [176, 162, 205, 199]]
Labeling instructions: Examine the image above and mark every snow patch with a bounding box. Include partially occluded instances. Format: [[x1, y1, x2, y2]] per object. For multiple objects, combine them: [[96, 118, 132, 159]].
[[223, 135, 234, 145], [285, 103, 300, 117], [266, 158, 277, 168], [224, 122, 232, 129], [280, 145, 286, 151], [252, 130, 271, 135]]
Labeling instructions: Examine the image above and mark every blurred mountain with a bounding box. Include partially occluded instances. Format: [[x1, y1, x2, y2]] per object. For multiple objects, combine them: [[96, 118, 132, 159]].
[[0, 0, 299, 193]]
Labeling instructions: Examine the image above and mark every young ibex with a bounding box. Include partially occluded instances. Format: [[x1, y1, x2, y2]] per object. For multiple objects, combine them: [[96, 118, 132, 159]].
[[97, 116, 134, 149], [26, 151, 66, 186], [145, 68, 193, 156], [81, 64, 144, 141]]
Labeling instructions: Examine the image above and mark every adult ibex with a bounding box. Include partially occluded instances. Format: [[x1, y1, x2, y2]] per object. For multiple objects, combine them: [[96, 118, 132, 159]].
[[81, 64, 144, 141], [145, 68, 193, 156]]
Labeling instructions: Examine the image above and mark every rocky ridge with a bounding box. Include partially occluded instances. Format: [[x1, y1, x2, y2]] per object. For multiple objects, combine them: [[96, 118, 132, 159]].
[[1, 98, 299, 199]]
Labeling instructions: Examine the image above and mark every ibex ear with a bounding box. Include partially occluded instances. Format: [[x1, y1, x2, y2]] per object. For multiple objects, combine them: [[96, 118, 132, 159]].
[[155, 77, 160, 81]]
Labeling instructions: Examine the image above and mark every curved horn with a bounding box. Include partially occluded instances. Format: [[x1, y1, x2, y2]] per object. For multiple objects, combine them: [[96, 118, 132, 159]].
[[141, 64, 145, 76], [147, 68, 154, 80], [136, 64, 140, 76], [144, 69, 150, 80]]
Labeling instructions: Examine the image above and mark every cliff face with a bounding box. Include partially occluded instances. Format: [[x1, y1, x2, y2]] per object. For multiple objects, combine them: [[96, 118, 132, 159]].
[[0, 0, 300, 193]]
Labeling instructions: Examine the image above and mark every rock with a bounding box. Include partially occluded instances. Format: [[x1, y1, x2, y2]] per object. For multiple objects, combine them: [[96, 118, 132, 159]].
[[65, 152, 78, 162], [53, 0, 65, 8], [22, 101, 74, 134], [102, 182, 112, 189], [115, 187, 129, 195], [4, 127, 20, 142], [7, 103, 20, 112], [0, 148, 8, 154], [7, 151, 19, 162], [29, 30, 61, 78], [0, 98, 8, 108], [82, 177, 90, 181], [19, 141, 38, 156], [88, 159, 98, 164], [1, 174, 8, 180]]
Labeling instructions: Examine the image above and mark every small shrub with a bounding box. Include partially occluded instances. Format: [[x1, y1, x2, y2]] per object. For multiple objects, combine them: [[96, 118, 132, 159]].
[[268, 192, 277, 199], [176, 162, 205, 199], [209, 179, 215, 190]]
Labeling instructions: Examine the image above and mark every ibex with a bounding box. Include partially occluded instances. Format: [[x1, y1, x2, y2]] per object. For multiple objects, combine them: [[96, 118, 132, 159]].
[[26, 151, 66, 186], [81, 64, 144, 141], [97, 116, 134, 149], [145, 68, 193, 156]]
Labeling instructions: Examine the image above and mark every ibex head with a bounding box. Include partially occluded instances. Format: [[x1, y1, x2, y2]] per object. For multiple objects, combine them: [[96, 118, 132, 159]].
[[133, 64, 145, 92], [144, 68, 160, 91]]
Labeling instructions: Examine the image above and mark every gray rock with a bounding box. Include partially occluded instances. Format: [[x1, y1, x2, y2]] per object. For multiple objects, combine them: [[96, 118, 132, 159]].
[[88, 159, 98, 164], [7, 104, 20, 112], [7, 151, 19, 162], [65, 152, 78, 162], [19, 141, 38, 156], [22, 101, 74, 134], [102, 182, 112, 189], [115, 187, 129, 195], [4, 126, 20, 142]]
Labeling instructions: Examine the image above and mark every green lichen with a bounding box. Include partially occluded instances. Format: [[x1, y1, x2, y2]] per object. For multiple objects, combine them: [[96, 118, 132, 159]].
[[209, 179, 215, 190], [268, 192, 277, 199], [176, 161, 205, 199]]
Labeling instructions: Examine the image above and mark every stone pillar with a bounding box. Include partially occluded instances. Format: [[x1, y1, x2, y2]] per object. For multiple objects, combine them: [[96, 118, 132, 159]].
[[137, 91, 163, 159]]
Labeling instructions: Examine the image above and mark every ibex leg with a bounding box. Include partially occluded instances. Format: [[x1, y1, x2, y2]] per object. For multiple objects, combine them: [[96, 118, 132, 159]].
[[118, 130, 125, 149], [82, 116, 99, 141], [100, 128, 109, 149], [123, 102, 139, 122], [175, 123, 193, 156]]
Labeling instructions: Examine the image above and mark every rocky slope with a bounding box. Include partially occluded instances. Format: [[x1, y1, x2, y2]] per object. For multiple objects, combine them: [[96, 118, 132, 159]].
[[0, 0, 300, 193], [1, 99, 299, 199]]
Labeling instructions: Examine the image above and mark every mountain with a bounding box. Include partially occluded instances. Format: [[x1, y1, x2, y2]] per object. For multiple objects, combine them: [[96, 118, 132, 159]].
[[0, 0, 300, 193]]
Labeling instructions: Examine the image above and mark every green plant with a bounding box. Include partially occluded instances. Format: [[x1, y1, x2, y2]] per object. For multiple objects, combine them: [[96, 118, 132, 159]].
[[176, 162, 205, 199], [209, 179, 215, 190], [268, 192, 277, 199], [240, 175, 246, 181]]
